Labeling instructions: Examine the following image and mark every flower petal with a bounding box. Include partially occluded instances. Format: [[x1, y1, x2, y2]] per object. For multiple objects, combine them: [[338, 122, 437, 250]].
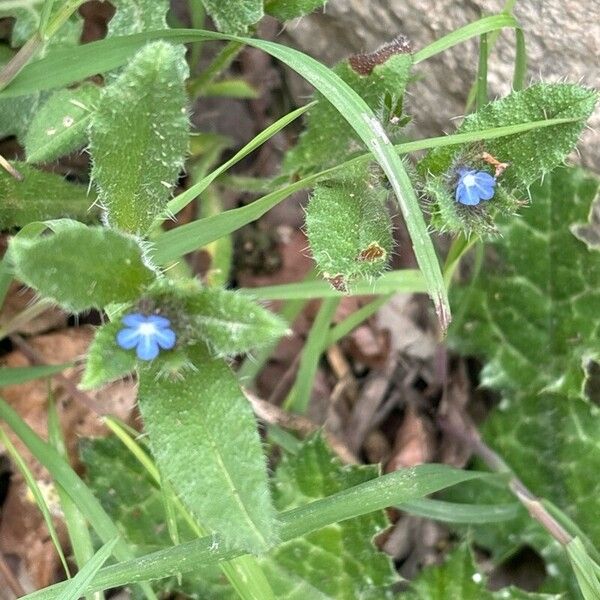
[[154, 327, 176, 350], [456, 182, 480, 205], [116, 328, 140, 349], [136, 336, 160, 361], [146, 315, 171, 328], [122, 313, 147, 327]]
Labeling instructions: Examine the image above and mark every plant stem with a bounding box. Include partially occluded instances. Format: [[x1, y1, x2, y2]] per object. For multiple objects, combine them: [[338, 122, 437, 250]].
[[0, 298, 55, 340]]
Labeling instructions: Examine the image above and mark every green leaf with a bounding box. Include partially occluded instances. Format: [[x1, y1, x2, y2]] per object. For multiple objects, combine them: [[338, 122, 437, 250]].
[[260, 435, 398, 599], [10, 224, 155, 311], [265, 0, 327, 20], [200, 0, 263, 34], [107, 0, 170, 37], [0, 92, 42, 142], [138, 344, 279, 553], [421, 84, 597, 193], [566, 538, 600, 600], [89, 41, 189, 233], [283, 39, 413, 175], [0, 1, 40, 47], [0, 162, 97, 229], [25, 83, 101, 164], [0, 363, 71, 387], [398, 498, 520, 524], [403, 544, 561, 599], [306, 166, 393, 287], [148, 279, 289, 356], [450, 167, 600, 594], [80, 320, 137, 390]]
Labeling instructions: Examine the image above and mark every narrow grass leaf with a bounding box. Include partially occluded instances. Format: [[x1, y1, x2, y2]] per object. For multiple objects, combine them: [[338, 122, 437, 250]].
[[0, 426, 71, 578], [398, 498, 521, 524], [59, 538, 119, 600], [0, 363, 71, 387]]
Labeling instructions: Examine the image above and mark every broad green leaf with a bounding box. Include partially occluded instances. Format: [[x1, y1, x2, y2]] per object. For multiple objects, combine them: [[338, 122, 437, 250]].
[[107, 0, 170, 37], [149, 280, 289, 356], [80, 320, 137, 390], [200, 0, 263, 34], [306, 165, 393, 287], [403, 544, 561, 599], [138, 343, 279, 553], [265, 0, 327, 20], [89, 41, 189, 233], [25, 83, 101, 164], [284, 39, 413, 175], [260, 435, 398, 599], [0, 162, 97, 229], [10, 224, 155, 311], [421, 84, 597, 193], [450, 167, 600, 595], [0, 92, 41, 142]]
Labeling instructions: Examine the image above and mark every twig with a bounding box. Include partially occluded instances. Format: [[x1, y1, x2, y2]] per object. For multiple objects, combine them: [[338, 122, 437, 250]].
[[9, 334, 105, 416], [0, 550, 25, 598], [244, 389, 359, 464]]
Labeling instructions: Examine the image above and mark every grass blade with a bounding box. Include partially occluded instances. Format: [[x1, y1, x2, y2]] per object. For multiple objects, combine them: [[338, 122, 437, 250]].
[[398, 498, 520, 524], [413, 14, 518, 64], [567, 538, 600, 600], [476, 33, 488, 110], [512, 27, 527, 91], [58, 538, 119, 600], [47, 398, 101, 600], [0, 397, 158, 600], [0, 363, 72, 387], [284, 297, 339, 413], [241, 269, 427, 300], [21, 465, 493, 598], [0, 426, 71, 578]]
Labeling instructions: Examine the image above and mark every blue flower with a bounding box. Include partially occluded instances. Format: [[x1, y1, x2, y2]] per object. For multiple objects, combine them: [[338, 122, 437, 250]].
[[455, 168, 496, 205], [116, 313, 176, 361]]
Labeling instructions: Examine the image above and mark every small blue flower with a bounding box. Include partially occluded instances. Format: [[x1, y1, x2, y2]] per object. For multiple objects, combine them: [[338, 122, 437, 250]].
[[116, 313, 176, 361], [455, 168, 496, 206]]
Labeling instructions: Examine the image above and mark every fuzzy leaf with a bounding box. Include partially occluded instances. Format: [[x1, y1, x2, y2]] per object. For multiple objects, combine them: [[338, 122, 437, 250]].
[[148, 280, 289, 356], [260, 435, 397, 599], [25, 84, 101, 163], [449, 167, 600, 595], [306, 166, 393, 288], [107, 0, 170, 37], [138, 343, 279, 553], [89, 41, 189, 233], [80, 436, 234, 598], [80, 320, 137, 390], [283, 40, 412, 175], [265, 0, 327, 20], [0, 162, 97, 229], [10, 224, 155, 311], [200, 0, 263, 34], [403, 544, 561, 599], [0, 92, 42, 142], [421, 84, 597, 193]]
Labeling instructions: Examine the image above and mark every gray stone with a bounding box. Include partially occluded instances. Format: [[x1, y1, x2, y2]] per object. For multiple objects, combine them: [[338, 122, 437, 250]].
[[280, 0, 600, 170]]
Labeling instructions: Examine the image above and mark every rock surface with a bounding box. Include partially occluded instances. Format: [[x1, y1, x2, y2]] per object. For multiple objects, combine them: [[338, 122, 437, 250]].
[[280, 0, 599, 169]]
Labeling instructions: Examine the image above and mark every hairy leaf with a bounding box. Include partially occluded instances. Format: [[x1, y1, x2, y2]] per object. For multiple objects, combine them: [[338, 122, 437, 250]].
[[107, 0, 170, 37], [265, 0, 328, 20], [138, 344, 279, 553], [200, 0, 263, 34], [148, 280, 289, 356], [89, 41, 189, 233], [450, 167, 600, 594], [421, 84, 597, 193], [80, 320, 137, 390], [259, 435, 398, 599], [0, 162, 97, 229], [284, 39, 412, 174], [306, 166, 393, 287], [10, 224, 155, 311], [25, 84, 101, 163], [403, 544, 561, 599]]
